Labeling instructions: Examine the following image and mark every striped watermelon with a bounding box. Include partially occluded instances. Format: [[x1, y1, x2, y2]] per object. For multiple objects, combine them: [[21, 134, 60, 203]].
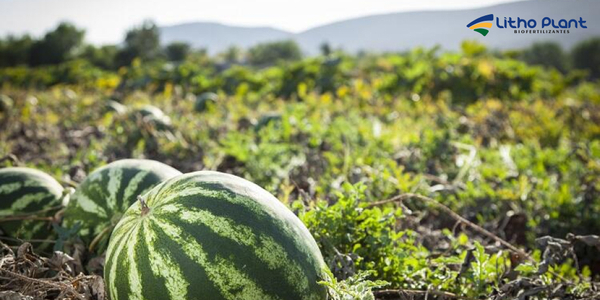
[[0, 167, 65, 243], [131, 105, 172, 130], [194, 92, 218, 112], [105, 99, 128, 115], [0, 94, 14, 113], [63, 159, 181, 252], [105, 171, 328, 300]]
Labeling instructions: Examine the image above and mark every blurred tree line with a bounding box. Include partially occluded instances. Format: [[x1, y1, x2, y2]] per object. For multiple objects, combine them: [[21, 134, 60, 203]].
[[0, 21, 303, 70], [0, 20, 599, 78], [510, 40, 600, 78], [0, 21, 190, 69]]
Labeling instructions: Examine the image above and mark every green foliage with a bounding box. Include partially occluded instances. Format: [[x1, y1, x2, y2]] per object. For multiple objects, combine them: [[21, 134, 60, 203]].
[[320, 270, 388, 300], [116, 21, 162, 66], [296, 182, 596, 298], [81, 45, 118, 70], [299, 183, 416, 284], [220, 46, 243, 64], [29, 22, 85, 66], [320, 43, 332, 57], [520, 42, 569, 73], [572, 37, 600, 79], [0, 35, 34, 67], [165, 42, 191, 62], [247, 40, 302, 66]]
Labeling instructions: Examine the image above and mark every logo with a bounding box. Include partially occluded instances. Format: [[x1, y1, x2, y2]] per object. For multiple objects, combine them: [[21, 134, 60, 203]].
[[466, 14, 587, 35], [466, 14, 494, 36]]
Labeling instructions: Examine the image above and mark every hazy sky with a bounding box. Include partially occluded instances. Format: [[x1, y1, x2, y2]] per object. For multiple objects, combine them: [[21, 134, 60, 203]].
[[0, 0, 519, 45]]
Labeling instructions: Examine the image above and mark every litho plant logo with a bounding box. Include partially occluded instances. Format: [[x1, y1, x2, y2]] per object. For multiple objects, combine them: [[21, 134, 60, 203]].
[[466, 14, 494, 36], [467, 14, 587, 35]]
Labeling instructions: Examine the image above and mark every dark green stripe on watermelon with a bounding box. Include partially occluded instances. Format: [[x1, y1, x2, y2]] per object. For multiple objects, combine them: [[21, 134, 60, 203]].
[[143, 221, 223, 300]]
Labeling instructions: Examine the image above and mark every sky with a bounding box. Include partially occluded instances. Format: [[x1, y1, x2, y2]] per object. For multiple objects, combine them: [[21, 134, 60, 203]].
[[0, 0, 520, 45]]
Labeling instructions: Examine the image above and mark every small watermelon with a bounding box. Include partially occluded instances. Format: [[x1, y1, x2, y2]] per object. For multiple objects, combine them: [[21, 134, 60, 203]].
[[254, 112, 282, 132], [131, 105, 172, 130], [105, 171, 327, 300], [0, 94, 14, 113], [63, 159, 181, 252], [0, 167, 65, 245], [194, 92, 218, 112], [105, 100, 128, 115]]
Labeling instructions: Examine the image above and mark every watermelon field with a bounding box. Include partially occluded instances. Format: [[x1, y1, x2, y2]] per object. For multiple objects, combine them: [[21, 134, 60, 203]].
[[0, 40, 600, 299]]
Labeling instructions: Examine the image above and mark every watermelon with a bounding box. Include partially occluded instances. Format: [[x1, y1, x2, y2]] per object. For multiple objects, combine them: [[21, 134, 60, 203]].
[[194, 92, 218, 112], [105, 171, 327, 300], [0, 167, 65, 242], [254, 112, 282, 132], [105, 100, 128, 115], [0, 94, 14, 113], [131, 105, 172, 130], [63, 159, 181, 252]]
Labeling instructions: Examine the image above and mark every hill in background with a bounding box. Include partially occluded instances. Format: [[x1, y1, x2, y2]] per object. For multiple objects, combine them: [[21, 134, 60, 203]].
[[160, 23, 291, 54], [160, 0, 600, 54]]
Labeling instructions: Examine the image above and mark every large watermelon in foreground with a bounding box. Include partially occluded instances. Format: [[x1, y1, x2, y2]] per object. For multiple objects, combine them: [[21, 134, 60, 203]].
[[0, 167, 65, 243], [63, 159, 181, 251], [105, 171, 328, 300]]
